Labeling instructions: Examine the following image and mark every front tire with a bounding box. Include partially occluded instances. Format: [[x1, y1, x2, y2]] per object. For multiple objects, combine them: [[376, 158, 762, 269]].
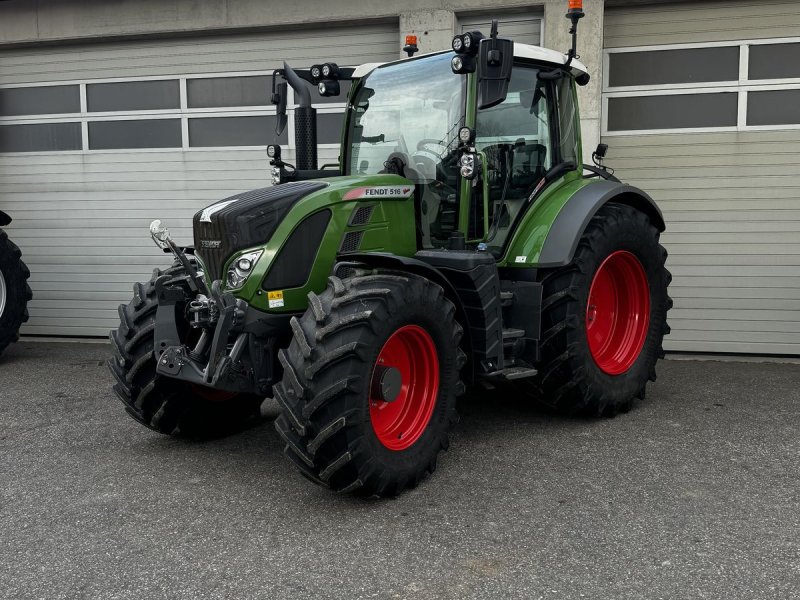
[[108, 265, 263, 438], [274, 273, 465, 497], [0, 228, 32, 357], [531, 203, 672, 416]]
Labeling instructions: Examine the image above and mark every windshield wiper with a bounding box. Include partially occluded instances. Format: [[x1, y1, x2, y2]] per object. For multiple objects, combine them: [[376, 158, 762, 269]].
[[362, 134, 385, 144]]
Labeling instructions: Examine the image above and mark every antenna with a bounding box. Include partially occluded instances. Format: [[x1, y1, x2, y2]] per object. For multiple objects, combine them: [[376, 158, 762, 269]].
[[564, 0, 585, 68]]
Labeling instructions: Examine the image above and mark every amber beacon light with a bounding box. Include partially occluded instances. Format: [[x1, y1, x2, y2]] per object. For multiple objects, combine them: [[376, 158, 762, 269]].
[[403, 35, 419, 57]]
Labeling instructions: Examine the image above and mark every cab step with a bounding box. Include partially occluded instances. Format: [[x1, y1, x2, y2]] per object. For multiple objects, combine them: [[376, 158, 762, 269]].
[[481, 366, 539, 383], [502, 328, 525, 341]]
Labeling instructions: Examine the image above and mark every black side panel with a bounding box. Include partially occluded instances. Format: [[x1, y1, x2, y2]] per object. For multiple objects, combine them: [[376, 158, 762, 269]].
[[193, 180, 327, 280], [415, 250, 504, 372], [500, 280, 543, 364], [0, 210, 10, 227], [537, 181, 665, 268], [262, 209, 331, 290]]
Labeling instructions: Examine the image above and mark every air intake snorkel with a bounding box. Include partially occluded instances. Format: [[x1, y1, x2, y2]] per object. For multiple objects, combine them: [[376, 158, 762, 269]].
[[281, 62, 318, 171]]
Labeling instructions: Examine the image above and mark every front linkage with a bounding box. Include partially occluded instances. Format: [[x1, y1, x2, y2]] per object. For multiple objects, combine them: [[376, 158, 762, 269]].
[[148, 221, 283, 398]]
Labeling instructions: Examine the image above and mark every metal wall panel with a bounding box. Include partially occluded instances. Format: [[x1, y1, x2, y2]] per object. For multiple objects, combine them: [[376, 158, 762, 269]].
[[603, 0, 800, 356], [0, 21, 397, 337]]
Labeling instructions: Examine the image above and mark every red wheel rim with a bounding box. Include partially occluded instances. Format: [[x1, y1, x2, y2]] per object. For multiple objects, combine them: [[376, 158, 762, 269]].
[[369, 325, 440, 451], [586, 250, 650, 375]]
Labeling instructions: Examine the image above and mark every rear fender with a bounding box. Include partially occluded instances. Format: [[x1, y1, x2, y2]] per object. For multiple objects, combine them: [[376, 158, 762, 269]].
[[537, 181, 665, 268], [0, 210, 11, 227]]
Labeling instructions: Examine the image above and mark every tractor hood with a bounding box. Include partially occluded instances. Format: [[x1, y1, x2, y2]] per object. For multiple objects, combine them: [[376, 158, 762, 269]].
[[192, 175, 418, 295], [193, 181, 328, 282]]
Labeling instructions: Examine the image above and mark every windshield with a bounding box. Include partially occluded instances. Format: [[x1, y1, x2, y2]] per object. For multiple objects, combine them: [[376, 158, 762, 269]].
[[345, 53, 465, 181]]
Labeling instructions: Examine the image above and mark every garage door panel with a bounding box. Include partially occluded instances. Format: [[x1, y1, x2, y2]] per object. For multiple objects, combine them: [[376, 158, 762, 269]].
[[674, 296, 800, 311], [667, 253, 800, 267], [605, 0, 800, 48], [0, 24, 399, 84], [660, 210, 800, 223], [24, 325, 117, 337], [0, 22, 397, 337], [669, 286, 800, 301]]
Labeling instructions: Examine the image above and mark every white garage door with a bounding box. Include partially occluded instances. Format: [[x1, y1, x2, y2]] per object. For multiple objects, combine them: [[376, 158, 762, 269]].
[[0, 21, 399, 337], [459, 13, 542, 46], [602, 0, 800, 355]]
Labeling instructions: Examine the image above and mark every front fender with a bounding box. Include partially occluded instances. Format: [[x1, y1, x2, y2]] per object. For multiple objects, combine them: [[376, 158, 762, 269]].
[[0, 210, 11, 227]]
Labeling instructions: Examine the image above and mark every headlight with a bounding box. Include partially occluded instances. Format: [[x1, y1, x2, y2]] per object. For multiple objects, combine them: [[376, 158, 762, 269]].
[[463, 32, 473, 50], [452, 35, 464, 53], [226, 250, 263, 290], [452, 55, 463, 72]]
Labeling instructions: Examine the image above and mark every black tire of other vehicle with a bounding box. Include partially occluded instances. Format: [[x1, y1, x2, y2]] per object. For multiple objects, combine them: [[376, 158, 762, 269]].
[[0, 229, 32, 357]]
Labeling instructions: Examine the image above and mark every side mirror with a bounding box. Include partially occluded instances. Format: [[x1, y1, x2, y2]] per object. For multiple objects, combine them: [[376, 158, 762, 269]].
[[272, 81, 288, 136], [477, 34, 513, 109]]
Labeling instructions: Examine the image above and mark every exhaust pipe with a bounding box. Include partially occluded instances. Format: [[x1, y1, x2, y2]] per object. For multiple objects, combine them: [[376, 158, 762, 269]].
[[282, 62, 317, 171]]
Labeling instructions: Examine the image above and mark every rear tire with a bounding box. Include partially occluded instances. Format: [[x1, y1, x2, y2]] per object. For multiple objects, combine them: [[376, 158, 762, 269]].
[[0, 228, 32, 357], [530, 203, 672, 416], [274, 273, 465, 497], [108, 264, 263, 438]]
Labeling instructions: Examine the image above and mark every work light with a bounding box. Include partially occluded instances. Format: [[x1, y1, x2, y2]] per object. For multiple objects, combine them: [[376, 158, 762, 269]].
[[310, 65, 322, 80], [267, 144, 281, 159], [318, 80, 340, 96], [451, 54, 476, 74], [452, 35, 464, 53], [459, 153, 476, 179]]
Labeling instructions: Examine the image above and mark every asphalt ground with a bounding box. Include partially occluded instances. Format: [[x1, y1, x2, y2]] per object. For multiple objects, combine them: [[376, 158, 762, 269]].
[[0, 341, 798, 600]]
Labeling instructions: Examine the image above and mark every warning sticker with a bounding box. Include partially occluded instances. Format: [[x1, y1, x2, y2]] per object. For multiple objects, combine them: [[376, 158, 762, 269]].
[[267, 290, 285, 308]]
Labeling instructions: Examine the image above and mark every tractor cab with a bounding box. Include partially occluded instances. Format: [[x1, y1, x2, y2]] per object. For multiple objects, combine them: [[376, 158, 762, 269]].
[[270, 34, 590, 258], [341, 46, 586, 256]]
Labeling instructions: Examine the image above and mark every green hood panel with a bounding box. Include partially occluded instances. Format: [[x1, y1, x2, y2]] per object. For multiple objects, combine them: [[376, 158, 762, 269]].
[[227, 174, 418, 312]]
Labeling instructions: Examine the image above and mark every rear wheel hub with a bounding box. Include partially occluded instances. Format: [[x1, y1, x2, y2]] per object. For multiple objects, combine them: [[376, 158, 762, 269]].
[[369, 325, 439, 451], [586, 250, 651, 375]]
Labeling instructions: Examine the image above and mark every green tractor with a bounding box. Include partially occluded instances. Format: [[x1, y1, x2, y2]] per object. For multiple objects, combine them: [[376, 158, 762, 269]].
[[0, 210, 32, 357], [109, 6, 671, 496]]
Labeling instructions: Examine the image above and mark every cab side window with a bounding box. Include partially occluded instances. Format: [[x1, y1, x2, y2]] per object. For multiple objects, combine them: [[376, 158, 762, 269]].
[[475, 64, 552, 250]]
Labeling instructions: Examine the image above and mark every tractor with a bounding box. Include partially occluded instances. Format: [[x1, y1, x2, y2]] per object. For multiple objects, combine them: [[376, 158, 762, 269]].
[[109, 2, 671, 497], [0, 210, 32, 357]]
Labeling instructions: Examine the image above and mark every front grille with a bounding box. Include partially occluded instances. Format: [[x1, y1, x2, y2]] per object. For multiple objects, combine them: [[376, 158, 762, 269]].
[[193, 181, 327, 281], [339, 230, 363, 253]]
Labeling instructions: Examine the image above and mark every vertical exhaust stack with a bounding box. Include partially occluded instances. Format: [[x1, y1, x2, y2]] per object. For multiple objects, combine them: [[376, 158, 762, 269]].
[[282, 62, 318, 171]]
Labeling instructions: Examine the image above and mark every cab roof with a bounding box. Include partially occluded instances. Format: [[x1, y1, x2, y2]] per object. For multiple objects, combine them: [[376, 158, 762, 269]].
[[351, 43, 589, 79]]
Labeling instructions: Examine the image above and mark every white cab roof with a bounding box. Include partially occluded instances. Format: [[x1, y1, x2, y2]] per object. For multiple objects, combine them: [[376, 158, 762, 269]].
[[351, 43, 588, 79]]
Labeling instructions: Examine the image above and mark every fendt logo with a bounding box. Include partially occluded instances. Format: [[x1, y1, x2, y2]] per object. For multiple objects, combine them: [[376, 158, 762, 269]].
[[343, 186, 414, 201], [200, 240, 222, 249]]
